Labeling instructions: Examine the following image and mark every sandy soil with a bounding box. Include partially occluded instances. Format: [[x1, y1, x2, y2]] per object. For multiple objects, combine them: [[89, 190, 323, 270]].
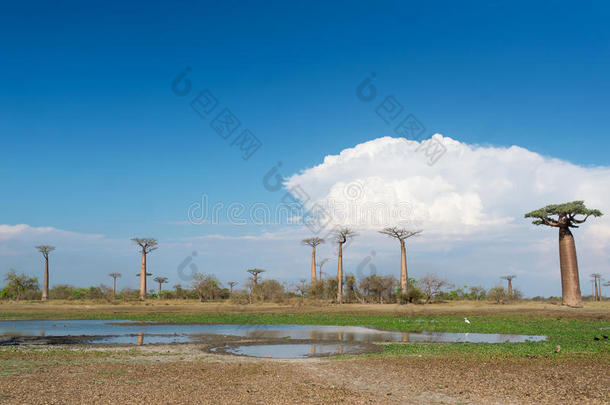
[[0, 344, 608, 404]]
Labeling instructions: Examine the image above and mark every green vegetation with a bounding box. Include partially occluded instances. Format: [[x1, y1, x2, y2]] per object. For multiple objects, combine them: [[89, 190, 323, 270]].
[[1, 311, 607, 359]]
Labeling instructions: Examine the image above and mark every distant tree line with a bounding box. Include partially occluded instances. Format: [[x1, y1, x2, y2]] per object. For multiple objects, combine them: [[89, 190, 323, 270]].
[[6, 267, 592, 304]]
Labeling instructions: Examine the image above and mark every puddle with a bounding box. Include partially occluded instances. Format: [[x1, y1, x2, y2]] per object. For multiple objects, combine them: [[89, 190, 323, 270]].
[[213, 343, 372, 358], [0, 320, 546, 357]]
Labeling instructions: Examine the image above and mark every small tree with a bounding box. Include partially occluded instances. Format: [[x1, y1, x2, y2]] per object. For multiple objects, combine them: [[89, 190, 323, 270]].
[[334, 227, 357, 304], [488, 286, 507, 304], [468, 286, 487, 301], [228, 281, 238, 296], [379, 227, 422, 300], [525, 201, 602, 307], [419, 274, 451, 304], [1, 270, 39, 301], [153, 276, 168, 297], [247, 269, 265, 286], [296, 279, 307, 301], [192, 274, 222, 301], [35, 245, 55, 301], [603, 281, 610, 300], [108, 273, 121, 298], [302, 237, 325, 283], [501, 275, 516, 296], [131, 238, 158, 300], [316, 258, 329, 280]]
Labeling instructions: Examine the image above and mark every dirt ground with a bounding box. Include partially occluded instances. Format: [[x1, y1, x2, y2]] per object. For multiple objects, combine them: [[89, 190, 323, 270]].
[[2, 300, 609, 319], [1, 301, 608, 404], [0, 344, 608, 404]]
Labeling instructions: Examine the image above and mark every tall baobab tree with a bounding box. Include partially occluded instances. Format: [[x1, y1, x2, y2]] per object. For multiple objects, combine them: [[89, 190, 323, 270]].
[[334, 227, 357, 304], [525, 201, 602, 307], [302, 237, 325, 283], [501, 275, 516, 296], [35, 245, 55, 301], [108, 273, 121, 298], [153, 276, 168, 297], [228, 281, 238, 295], [603, 281, 610, 300], [379, 227, 422, 298], [317, 258, 329, 281], [247, 269, 265, 286], [590, 273, 602, 301], [131, 238, 158, 300]]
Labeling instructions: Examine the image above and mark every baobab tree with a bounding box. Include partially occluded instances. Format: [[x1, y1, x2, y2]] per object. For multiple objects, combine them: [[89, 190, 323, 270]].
[[247, 269, 265, 286], [131, 238, 158, 300], [317, 258, 329, 281], [35, 245, 55, 301], [302, 237, 325, 283], [590, 273, 602, 301], [603, 281, 610, 300], [379, 227, 422, 298], [501, 275, 516, 296], [334, 227, 357, 304], [228, 281, 238, 295], [108, 273, 121, 298], [525, 201, 602, 307], [153, 276, 168, 297]]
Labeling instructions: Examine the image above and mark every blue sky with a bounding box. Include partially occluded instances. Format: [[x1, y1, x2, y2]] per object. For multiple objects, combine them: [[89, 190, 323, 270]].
[[1, 1, 609, 295]]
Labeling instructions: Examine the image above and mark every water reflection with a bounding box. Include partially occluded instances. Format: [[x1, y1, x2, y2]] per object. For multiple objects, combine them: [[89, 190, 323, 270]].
[[218, 343, 367, 359], [0, 320, 546, 346]]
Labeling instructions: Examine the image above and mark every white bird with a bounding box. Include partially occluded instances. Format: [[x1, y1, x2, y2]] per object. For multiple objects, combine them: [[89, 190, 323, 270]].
[[464, 318, 471, 324]]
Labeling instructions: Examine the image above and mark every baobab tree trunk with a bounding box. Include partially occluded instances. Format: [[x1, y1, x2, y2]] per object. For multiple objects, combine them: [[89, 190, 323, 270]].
[[400, 240, 408, 295], [596, 278, 601, 301], [507, 279, 513, 296], [158, 282, 162, 296], [139, 251, 147, 300], [558, 227, 582, 307], [42, 256, 49, 301], [337, 243, 343, 304], [112, 278, 117, 298], [311, 245, 317, 283]]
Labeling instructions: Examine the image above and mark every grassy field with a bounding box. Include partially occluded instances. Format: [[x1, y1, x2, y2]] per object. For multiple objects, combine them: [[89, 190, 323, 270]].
[[1, 300, 609, 359], [1, 301, 608, 404]]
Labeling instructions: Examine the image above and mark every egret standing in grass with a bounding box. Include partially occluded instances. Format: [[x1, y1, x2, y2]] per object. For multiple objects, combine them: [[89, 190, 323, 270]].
[[464, 318, 471, 324]]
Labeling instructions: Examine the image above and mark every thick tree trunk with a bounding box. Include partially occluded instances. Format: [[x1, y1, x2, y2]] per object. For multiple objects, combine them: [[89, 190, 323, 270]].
[[507, 279, 513, 296], [311, 246, 317, 283], [558, 227, 582, 307], [139, 251, 147, 300], [158, 282, 162, 297], [337, 243, 343, 304], [400, 240, 408, 296], [112, 278, 117, 298], [41, 257, 49, 301]]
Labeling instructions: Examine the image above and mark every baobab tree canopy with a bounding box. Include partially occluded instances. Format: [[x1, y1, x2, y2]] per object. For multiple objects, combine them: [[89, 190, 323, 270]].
[[131, 238, 159, 253], [35, 245, 55, 258], [525, 201, 602, 227], [334, 227, 357, 244], [302, 237, 324, 247], [379, 227, 422, 240]]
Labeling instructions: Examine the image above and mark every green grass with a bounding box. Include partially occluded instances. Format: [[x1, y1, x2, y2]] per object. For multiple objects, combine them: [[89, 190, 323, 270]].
[[1, 311, 608, 359]]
